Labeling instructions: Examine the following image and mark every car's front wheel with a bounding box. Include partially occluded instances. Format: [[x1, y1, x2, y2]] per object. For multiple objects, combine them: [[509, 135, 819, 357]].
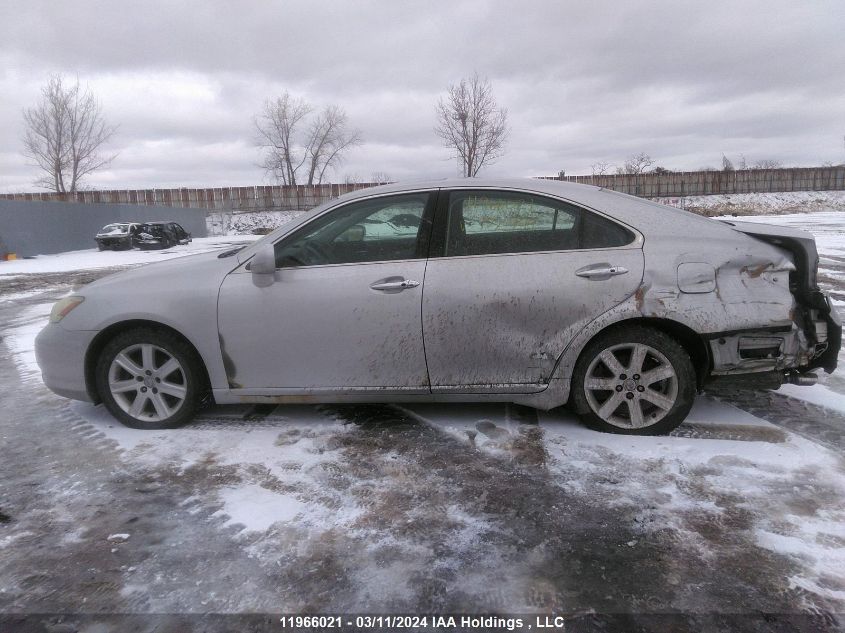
[[95, 328, 204, 429], [571, 326, 695, 435]]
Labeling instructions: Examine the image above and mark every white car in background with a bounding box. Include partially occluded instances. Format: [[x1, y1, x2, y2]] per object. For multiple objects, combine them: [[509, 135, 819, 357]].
[[94, 222, 141, 251]]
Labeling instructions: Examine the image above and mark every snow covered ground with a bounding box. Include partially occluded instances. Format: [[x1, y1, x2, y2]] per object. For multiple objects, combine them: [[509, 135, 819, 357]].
[[2, 205, 845, 621]]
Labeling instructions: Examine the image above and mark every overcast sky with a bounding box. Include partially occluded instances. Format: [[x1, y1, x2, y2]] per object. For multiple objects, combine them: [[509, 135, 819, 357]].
[[1, 0, 843, 192]]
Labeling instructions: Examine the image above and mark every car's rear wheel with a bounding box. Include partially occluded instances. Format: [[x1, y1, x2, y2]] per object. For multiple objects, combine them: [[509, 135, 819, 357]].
[[571, 326, 695, 435], [95, 328, 204, 429]]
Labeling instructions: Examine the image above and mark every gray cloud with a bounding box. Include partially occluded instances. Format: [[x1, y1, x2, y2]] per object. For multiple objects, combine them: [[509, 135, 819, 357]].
[[1, 0, 843, 191]]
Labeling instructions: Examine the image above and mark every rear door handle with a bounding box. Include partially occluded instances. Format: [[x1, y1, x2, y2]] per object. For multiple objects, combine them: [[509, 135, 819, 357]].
[[370, 278, 421, 292], [575, 264, 629, 279]]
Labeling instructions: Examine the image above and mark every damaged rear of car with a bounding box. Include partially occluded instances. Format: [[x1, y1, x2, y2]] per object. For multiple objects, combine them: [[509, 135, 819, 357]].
[[716, 219, 841, 380], [709, 221, 842, 388]]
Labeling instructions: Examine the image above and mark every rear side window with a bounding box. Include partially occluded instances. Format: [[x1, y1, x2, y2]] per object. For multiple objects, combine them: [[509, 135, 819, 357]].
[[442, 191, 634, 257]]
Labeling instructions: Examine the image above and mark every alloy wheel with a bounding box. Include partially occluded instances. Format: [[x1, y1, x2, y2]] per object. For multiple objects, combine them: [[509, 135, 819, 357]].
[[107, 343, 187, 421], [583, 342, 679, 429]]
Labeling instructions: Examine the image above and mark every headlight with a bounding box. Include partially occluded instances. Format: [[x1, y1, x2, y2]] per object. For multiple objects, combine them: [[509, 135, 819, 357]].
[[50, 296, 85, 323]]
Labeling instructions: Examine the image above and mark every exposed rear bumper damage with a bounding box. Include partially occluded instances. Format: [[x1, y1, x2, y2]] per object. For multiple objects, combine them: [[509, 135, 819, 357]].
[[702, 220, 842, 384], [704, 290, 840, 389], [708, 327, 811, 375], [802, 291, 842, 374]]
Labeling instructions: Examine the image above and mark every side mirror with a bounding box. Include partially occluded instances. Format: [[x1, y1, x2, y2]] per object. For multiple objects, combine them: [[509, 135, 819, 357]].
[[250, 243, 276, 287]]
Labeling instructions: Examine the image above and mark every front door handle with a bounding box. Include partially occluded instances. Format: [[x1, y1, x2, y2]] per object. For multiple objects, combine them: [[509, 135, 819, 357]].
[[575, 264, 629, 279], [370, 278, 421, 293]]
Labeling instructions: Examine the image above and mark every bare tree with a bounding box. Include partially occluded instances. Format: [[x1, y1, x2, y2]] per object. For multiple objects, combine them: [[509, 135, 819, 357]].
[[370, 171, 392, 184], [434, 73, 509, 177], [753, 159, 783, 169], [590, 160, 612, 176], [22, 75, 117, 193], [621, 152, 655, 174], [255, 92, 362, 186], [722, 154, 735, 171], [737, 154, 748, 170]]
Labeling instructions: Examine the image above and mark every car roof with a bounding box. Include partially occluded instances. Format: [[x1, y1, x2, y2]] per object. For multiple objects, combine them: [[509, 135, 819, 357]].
[[316, 177, 722, 236]]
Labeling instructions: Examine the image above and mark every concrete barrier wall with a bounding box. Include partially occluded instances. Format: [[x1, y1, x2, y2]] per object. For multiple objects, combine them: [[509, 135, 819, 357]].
[[0, 200, 208, 258]]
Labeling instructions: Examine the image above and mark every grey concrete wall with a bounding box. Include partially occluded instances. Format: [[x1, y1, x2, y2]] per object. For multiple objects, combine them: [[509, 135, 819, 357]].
[[0, 200, 208, 258]]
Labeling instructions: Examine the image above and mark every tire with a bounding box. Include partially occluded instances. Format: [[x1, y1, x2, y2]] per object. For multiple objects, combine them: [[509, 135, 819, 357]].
[[97, 243, 106, 251], [95, 327, 205, 429], [571, 325, 696, 435]]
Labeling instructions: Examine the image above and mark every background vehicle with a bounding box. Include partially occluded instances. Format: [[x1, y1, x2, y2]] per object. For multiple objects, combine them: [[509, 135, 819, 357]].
[[94, 223, 140, 250], [35, 179, 840, 434], [134, 221, 192, 250]]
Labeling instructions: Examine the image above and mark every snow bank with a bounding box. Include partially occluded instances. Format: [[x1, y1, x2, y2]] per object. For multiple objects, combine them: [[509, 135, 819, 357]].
[[655, 190, 845, 216], [207, 210, 303, 236]]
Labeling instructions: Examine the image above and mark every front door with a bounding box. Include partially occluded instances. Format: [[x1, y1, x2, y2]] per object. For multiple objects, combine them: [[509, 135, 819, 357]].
[[422, 189, 644, 391], [217, 191, 437, 393]]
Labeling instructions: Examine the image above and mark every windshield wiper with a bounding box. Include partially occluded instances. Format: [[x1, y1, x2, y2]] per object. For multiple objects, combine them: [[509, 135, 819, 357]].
[[218, 245, 247, 258]]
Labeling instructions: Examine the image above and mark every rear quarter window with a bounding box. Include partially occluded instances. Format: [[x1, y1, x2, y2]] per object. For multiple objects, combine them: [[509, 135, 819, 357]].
[[580, 210, 635, 248]]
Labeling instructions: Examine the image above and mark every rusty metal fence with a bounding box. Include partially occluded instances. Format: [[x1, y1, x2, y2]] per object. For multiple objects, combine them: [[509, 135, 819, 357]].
[[0, 183, 379, 212], [2, 166, 843, 212], [544, 166, 845, 198]]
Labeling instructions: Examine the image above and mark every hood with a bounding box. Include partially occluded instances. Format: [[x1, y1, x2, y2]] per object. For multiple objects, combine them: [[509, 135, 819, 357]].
[[83, 248, 238, 293]]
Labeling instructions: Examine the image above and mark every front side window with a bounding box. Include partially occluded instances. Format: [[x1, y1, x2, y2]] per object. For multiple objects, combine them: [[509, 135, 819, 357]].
[[275, 193, 433, 267], [442, 190, 634, 256]]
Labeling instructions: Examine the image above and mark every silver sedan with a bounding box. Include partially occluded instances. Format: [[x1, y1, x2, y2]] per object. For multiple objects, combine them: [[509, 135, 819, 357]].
[[35, 179, 840, 434]]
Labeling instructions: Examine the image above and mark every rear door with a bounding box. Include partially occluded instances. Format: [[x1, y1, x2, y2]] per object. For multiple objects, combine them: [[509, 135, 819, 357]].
[[421, 188, 644, 391]]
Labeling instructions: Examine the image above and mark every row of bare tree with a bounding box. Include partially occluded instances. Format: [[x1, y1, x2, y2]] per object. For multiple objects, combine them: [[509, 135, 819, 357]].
[[587, 153, 787, 177], [24, 73, 809, 192], [20, 73, 510, 192]]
